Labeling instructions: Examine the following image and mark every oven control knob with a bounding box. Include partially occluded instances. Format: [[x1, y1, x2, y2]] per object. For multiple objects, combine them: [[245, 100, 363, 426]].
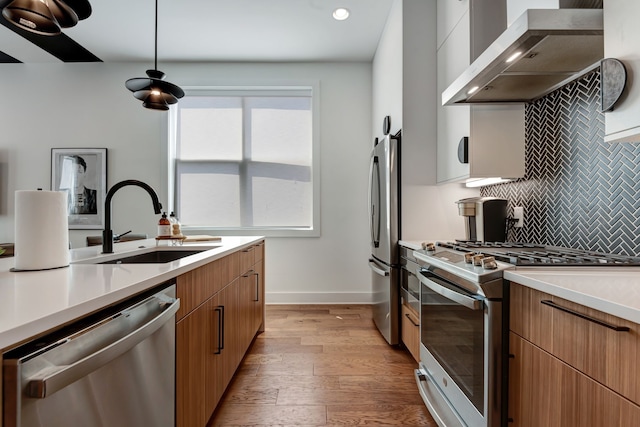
[[473, 254, 485, 266], [464, 252, 475, 264], [421, 242, 436, 252], [482, 256, 498, 270]]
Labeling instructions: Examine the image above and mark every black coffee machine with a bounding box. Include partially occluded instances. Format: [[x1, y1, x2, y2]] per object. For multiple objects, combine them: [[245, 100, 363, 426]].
[[455, 197, 508, 242]]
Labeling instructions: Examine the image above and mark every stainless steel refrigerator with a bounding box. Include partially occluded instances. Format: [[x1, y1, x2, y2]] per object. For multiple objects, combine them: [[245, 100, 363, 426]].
[[368, 129, 400, 345]]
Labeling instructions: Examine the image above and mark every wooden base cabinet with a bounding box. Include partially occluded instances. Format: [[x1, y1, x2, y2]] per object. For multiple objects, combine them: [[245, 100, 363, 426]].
[[508, 283, 640, 426], [401, 303, 420, 362], [509, 333, 640, 427], [176, 241, 266, 427]]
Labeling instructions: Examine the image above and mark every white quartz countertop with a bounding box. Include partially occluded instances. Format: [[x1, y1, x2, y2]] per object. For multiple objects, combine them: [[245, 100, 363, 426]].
[[0, 236, 263, 350], [505, 268, 640, 325]]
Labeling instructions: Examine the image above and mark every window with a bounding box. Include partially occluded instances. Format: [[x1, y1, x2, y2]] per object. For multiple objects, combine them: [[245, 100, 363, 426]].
[[169, 85, 319, 236]]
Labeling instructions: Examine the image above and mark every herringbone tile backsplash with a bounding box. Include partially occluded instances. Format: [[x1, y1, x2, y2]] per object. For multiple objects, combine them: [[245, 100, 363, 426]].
[[481, 70, 640, 256]]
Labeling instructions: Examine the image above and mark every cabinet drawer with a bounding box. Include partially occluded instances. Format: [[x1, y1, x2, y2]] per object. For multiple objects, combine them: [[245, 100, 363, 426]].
[[239, 245, 256, 274], [509, 332, 640, 427], [401, 303, 420, 362], [510, 283, 640, 404], [254, 241, 264, 263], [176, 253, 239, 320]]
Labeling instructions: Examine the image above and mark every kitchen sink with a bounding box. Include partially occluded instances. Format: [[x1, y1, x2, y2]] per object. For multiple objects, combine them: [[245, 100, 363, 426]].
[[99, 249, 208, 264]]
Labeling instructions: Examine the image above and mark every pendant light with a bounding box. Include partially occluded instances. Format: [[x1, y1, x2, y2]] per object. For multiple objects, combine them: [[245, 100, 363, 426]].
[[125, 0, 184, 111], [2, 0, 91, 36], [2, 0, 61, 35]]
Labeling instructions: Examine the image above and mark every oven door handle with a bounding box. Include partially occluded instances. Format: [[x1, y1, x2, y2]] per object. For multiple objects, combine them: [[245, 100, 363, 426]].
[[417, 271, 482, 310]]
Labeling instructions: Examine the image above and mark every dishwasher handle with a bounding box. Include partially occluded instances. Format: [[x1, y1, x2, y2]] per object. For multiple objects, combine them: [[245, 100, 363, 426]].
[[26, 296, 180, 399]]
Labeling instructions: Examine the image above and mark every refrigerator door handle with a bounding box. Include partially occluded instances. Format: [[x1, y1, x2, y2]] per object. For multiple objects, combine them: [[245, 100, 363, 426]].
[[368, 155, 380, 248], [368, 259, 389, 277]]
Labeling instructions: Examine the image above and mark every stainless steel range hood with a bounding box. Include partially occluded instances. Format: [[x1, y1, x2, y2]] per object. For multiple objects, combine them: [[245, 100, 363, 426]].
[[442, 8, 603, 105]]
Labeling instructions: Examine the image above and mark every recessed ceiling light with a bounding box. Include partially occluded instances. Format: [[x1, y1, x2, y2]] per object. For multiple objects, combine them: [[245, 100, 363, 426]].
[[333, 8, 350, 21]]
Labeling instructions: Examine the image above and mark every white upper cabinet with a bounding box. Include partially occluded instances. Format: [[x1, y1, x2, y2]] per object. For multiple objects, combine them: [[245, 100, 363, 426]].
[[373, 0, 437, 185], [437, 7, 471, 183], [436, 0, 469, 49], [603, 0, 640, 143], [436, 0, 525, 184]]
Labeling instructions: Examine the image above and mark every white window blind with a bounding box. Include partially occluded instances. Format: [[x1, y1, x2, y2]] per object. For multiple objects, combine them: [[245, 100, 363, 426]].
[[171, 86, 319, 236]]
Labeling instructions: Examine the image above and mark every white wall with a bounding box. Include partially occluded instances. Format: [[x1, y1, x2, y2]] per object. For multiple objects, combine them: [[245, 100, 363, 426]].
[[0, 61, 374, 303], [372, 0, 478, 240]]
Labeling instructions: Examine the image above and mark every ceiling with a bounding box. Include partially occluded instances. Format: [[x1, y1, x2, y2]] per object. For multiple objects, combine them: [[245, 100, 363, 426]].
[[0, 0, 395, 64]]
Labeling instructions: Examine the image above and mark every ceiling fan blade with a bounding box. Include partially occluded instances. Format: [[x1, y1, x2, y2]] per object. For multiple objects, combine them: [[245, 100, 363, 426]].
[[48, 0, 78, 28], [57, 0, 91, 20]]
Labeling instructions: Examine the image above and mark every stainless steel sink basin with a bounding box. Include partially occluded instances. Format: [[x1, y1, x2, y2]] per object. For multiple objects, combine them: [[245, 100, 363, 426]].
[[99, 249, 207, 264]]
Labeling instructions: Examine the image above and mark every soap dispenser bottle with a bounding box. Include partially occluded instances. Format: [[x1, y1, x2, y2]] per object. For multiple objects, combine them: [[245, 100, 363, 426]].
[[169, 211, 182, 237], [157, 212, 171, 237]]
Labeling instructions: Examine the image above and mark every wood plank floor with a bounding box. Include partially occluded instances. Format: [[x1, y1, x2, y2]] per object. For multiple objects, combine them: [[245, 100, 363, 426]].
[[208, 304, 437, 426]]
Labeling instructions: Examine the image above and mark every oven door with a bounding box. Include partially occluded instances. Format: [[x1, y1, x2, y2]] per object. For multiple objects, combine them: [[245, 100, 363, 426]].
[[415, 268, 500, 427]]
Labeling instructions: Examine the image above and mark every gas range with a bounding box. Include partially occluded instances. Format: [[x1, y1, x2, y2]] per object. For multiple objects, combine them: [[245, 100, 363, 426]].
[[412, 240, 640, 286]]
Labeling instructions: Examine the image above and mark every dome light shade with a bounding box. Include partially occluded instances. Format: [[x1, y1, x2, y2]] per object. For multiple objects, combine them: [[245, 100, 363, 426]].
[[126, 69, 184, 111], [2, 0, 61, 35], [125, 0, 183, 110], [2, 0, 91, 35], [47, 0, 78, 28]]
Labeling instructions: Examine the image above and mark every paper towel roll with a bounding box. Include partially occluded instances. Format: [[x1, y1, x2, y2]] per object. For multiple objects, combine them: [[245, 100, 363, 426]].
[[14, 190, 70, 271]]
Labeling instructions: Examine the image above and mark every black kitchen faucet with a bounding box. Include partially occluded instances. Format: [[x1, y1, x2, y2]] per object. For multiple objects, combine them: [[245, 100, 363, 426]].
[[102, 180, 162, 253]]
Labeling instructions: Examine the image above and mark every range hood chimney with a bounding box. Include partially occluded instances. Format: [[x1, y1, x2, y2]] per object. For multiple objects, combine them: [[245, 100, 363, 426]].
[[443, 8, 603, 105]]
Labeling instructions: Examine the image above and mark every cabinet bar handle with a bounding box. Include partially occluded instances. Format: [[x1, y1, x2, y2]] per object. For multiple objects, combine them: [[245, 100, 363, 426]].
[[254, 273, 260, 302], [405, 312, 419, 327], [214, 305, 225, 354], [540, 300, 630, 332]]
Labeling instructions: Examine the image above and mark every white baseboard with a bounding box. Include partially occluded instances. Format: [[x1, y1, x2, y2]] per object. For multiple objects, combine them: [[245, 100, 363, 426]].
[[265, 291, 373, 304]]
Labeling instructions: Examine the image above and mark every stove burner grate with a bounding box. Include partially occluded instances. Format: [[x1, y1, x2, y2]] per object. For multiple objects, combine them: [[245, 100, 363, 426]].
[[435, 241, 640, 266]]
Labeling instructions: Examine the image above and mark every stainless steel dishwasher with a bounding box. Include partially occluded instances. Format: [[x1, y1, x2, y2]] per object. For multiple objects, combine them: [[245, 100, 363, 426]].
[[3, 281, 180, 427]]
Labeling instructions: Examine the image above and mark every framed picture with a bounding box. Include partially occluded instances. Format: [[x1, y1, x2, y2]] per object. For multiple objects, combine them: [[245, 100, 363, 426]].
[[51, 148, 107, 229]]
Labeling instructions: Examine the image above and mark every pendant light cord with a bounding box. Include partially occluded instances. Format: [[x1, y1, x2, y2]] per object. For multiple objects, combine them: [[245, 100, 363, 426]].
[[154, 0, 158, 71]]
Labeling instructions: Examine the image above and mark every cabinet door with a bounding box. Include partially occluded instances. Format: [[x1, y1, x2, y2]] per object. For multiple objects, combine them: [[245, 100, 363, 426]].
[[401, 303, 420, 362], [436, 9, 471, 184], [252, 260, 265, 334], [509, 333, 640, 427], [511, 283, 640, 404], [206, 282, 240, 417], [176, 302, 209, 427], [604, 0, 640, 143], [238, 270, 255, 355], [436, 0, 469, 49]]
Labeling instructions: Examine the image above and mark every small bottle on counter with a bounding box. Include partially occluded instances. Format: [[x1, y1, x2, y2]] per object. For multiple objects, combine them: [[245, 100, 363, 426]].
[[157, 212, 171, 237], [169, 211, 182, 237]]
